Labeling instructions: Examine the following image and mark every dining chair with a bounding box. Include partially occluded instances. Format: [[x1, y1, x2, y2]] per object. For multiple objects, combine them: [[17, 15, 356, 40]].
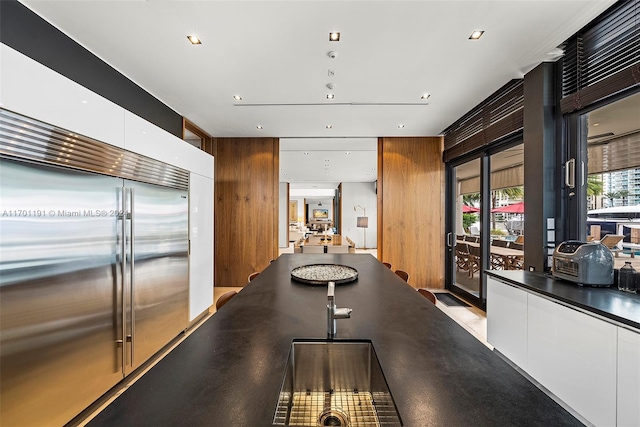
[[248, 272, 260, 283], [509, 242, 524, 250], [490, 239, 509, 270], [382, 262, 392, 269], [493, 239, 509, 247], [215, 290, 237, 310], [455, 242, 470, 273], [506, 242, 524, 270], [395, 270, 410, 283], [467, 245, 481, 277], [599, 234, 624, 257], [417, 289, 437, 305]]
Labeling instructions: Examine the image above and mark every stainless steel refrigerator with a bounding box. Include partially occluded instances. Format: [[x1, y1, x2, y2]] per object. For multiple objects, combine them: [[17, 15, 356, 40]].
[[0, 109, 190, 426]]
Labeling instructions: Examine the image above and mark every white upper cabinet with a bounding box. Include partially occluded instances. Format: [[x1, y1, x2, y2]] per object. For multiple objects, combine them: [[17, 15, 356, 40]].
[[123, 111, 212, 179], [0, 44, 125, 148]]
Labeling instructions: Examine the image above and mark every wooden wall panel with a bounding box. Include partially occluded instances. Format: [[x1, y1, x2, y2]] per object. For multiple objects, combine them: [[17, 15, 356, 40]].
[[378, 137, 445, 289], [214, 137, 279, 287]]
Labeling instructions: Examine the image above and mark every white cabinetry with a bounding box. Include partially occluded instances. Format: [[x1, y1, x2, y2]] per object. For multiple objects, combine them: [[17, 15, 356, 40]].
[[488, 276, 635, 427], [189, 172, 214, 321], [2, 43, 215, 320], [617, 327, 640, 427], [123, 111, 213, 179], [0, 44, 125, 148], [527, 293, 617, 427], [487, 278, 528, 369]]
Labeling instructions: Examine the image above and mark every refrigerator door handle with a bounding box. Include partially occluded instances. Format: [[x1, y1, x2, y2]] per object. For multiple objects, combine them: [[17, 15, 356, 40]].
[[129, 188, 135, 367], [119, 186, 127, 373]]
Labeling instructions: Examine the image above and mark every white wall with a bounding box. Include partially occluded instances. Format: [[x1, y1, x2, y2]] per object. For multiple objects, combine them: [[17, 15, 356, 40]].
[[342, 182, 377, 248], [290, 196, 306, 224]]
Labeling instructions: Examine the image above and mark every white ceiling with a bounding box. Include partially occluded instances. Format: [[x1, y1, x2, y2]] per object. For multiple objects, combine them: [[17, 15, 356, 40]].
[[21, 0, 616, 188]]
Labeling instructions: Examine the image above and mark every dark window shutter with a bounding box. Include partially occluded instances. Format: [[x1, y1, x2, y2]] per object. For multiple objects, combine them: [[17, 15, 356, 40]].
[[442, 80, 523, 162], [561, 0, 640, 113]]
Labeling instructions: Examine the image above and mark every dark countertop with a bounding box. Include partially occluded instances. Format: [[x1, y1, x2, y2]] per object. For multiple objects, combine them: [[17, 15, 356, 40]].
[[89, 254, 583, 426], [487, 270, 640, 330]]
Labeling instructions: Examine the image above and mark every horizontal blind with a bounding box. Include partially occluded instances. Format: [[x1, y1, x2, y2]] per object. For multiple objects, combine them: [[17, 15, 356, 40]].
[[443, 80, 523, 162], [561, 0, 639, 112]]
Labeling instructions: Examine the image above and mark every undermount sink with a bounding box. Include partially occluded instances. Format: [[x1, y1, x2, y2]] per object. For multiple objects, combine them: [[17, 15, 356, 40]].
[[273, 339, 402, 426]]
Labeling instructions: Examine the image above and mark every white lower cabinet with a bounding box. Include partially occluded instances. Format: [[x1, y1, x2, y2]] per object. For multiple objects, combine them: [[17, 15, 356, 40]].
[[617, 327, 640, 427], [487, 278, 528, 369], [488, 277, 630, 426], [527, 293, 617, 427]]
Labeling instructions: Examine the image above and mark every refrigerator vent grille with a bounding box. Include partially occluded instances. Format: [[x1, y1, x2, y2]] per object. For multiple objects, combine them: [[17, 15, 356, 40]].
[[0, 108, 189, 190]]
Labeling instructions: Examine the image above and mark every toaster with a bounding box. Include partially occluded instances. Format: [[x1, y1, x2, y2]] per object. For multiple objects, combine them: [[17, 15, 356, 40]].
[[552, 241, 614, 287]]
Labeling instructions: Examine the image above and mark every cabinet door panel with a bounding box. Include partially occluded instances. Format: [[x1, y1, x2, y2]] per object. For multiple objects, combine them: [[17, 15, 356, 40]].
[[189, 172, 214, 320], [124, 111, 213, 179], [618, 327, 640, 427], [0, 45, 125, 148], [487, 278, 528, 369], [527, 294, 617, 427]]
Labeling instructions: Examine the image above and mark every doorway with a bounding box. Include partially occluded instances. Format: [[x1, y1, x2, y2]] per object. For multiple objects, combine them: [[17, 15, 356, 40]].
[[448, 141, 525, 308], [279, 138, 378, 251]]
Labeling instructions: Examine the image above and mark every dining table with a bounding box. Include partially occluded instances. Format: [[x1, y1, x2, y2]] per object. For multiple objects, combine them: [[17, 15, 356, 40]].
[[465, 240, 524, 270], [302, 234, 353, 247]]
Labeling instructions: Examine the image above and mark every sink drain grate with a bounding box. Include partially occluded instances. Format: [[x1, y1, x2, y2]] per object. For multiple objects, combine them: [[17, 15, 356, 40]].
[[273, 390, 401, 426]]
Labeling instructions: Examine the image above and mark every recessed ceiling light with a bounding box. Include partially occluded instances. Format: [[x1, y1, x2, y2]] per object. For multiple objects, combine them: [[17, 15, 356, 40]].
[[329, 32, 340, 41], [233, 95, 242, 101], [256, 125, 263, 129], [187, 35, 202, 45], [398, 124, 405, 129], [327, 94, 335, 99], [469, 30, 484, 40], [421, 93, 431, 100], [326, 125, 333, 129]]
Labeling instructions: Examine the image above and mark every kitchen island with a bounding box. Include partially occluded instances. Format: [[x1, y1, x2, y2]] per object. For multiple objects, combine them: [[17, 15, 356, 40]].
[[88, 254, 582, 426]]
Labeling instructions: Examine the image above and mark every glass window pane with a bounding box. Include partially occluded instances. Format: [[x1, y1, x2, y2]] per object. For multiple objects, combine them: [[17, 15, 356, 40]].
[[585, 92, 640, 265], [489, 145, 524, 271], [453, 158, 481, 297]]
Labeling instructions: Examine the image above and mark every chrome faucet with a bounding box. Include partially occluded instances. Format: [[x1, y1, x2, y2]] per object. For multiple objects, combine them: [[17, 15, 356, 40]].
[[327, 281, 352, 339]]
